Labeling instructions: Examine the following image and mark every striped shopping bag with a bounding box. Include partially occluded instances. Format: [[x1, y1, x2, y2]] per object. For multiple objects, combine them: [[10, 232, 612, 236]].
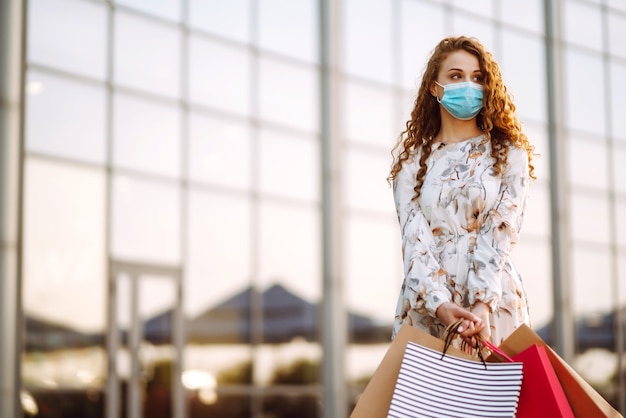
[[388, 341, 524, 418]]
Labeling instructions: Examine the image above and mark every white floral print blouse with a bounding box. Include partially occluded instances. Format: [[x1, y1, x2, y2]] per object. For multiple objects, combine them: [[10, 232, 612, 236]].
[[392, 135, 531, 344]]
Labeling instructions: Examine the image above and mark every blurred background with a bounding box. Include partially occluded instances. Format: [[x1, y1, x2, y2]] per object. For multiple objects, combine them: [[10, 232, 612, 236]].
[[1, 0, 625, 417]]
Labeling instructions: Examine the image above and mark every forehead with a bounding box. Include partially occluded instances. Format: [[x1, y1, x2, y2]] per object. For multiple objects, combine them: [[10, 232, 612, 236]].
[[440, 50, 481, 71]]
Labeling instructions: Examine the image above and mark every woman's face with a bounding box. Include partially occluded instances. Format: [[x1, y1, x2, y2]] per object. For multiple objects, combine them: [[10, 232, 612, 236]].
[[431, 49, 484, 100]]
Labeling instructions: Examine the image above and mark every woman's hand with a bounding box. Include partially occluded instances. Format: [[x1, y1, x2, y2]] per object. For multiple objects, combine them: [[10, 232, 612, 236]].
[[435, 302, 485, 344], [471, 301, 492, 342]]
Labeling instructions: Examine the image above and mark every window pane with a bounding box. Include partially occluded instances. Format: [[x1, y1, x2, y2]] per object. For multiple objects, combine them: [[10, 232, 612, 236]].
[[23, 157, 106, 333], [344, 80, 396, 146], [28, 0, 107, 80], [259, 202, 320, 301], [572, 248, 611, 316], [259, 57, 319, 132], [616, 200, 626, 248], [345, 216, 400, 325], [565, 49, 605, 136], [564, 0, 602, 50], [450, 0, 494, 18], [610, 62, 626, 142], [613, 147, 626, 193], [608, 13, 626, 59], [111, 175, 181, 264], [188, 112, 251, 190], [514, 240, 553, 327], [570, 192, 610, 245], [113, 92, 181, 177], [344, 0, 393, 84], [501, 31, 546, 123], [114, 11, 181, 98], [500, 0, 543, 33], [188, 37, 251, 115], [522, 183, 551, 237], [400, 0, 446, 89], [608, 0, 626, 13], [188, 0, 250, 43], [258, 0, 319, 63], [345, 147, 395, 214], [259, 129, 320, 202], [450, 13, 495, 55], [568, 137, 608, 189], [115, 0, 181, 22], [25, 71, 106, 164], [185, 190, 251, 321]]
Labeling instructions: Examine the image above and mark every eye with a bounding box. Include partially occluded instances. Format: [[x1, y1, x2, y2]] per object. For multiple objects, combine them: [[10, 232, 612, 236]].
[[472, 74, 484, 83]]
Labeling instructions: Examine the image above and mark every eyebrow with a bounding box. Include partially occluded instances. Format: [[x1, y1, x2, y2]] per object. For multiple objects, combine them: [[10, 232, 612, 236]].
[[447, 68, 483, 73]]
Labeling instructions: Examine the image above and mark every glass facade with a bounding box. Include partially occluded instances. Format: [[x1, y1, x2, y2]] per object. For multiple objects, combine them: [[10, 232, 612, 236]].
[[0, 0, 622, 416]]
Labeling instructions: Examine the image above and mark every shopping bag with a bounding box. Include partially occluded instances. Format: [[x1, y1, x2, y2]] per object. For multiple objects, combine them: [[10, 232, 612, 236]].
[[387, 341, 524, 418], [350, 324, 478, 418], [484, 340, 574, 417], [497, 324, 623, 418]]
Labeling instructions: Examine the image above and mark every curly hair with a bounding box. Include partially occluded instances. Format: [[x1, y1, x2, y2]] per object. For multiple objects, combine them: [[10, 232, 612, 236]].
[[388, 36, 536, 199]]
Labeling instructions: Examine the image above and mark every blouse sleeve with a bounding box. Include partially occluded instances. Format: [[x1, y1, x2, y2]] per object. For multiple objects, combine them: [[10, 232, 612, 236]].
[[468, 146, 530, 311], [394, 157, 452, 318]]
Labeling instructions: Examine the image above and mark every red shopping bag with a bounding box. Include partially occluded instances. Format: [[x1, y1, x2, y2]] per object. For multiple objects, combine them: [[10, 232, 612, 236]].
[[484, 340, 574, 417]]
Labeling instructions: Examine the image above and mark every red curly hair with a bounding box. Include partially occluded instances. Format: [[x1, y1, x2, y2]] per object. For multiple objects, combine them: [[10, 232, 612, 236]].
[[389, 36, 536, 199]]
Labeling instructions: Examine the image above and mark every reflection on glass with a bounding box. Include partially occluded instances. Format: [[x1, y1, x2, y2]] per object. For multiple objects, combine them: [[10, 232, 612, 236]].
[[115, 0, 182, 22], [111, 175, 181, 264], [400, 0, 446, 88], [22, 157, 106, 416], [113, 92, 181, 177], [188, 113, 251, 189], [25, 71, 106, 164], [343, 0, 393, 84], [188, 0, 250, 43], [28, 0, 108, 80], [344, 80, 395, 145], [259, 128, 320, 202], [564, 0, 602, 51], [501, 31, 546, 123], [565, 49, 605, 136], [114, 11, 181, 98], [185, 190, 253, 414], [570, 192, 610, 245], [258, 0, 319, 63], [345, 147, 396, 213], [188, 37, 251, 115], [259, 57, 319, 132]]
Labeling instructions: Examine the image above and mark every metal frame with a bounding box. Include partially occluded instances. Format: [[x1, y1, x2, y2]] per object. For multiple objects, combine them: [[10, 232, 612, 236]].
[[106, 261, 185, 418], [0, 0, 26, 417]]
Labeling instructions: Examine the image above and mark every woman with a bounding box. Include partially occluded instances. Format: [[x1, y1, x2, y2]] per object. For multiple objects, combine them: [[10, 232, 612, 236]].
[[389, 36, 536, 346]]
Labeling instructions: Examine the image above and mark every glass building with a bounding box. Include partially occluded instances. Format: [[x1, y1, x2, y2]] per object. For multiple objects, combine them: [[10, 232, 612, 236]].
[[1, 0, 624, 417]]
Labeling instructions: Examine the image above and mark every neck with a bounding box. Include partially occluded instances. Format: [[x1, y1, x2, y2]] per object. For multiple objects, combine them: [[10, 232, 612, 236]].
[[436, 110, 483, 144]]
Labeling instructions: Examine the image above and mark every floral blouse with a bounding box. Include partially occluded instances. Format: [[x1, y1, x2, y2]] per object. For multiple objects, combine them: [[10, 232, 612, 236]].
[[391, 135, 531, 345]]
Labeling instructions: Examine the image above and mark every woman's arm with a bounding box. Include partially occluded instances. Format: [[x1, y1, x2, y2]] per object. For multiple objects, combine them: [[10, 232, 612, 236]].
[[468, 146, 530, 315]]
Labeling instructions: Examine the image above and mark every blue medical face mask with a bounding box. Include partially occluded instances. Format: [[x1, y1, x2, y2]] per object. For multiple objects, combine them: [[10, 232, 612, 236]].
[[435, 81, 484, 120]]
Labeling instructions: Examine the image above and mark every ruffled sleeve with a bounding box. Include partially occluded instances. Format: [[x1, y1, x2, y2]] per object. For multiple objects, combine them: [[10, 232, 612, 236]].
[[394, 155, 452, 318], [467, 146, 530, 311]]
